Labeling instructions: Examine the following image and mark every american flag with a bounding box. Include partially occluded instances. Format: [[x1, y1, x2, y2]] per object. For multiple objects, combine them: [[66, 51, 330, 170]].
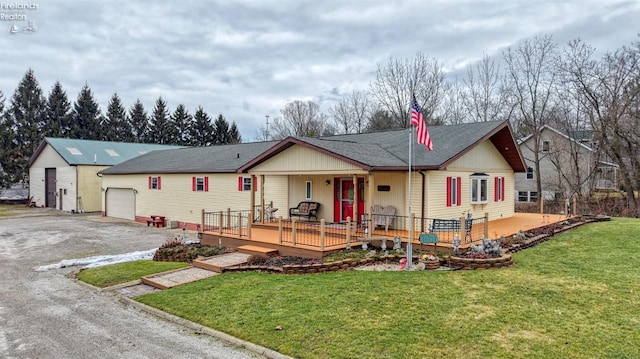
[[410, 96, 433, 151]]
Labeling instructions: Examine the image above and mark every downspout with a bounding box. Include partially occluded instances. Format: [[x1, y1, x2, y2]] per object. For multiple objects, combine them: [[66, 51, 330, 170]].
[[419, 171, 426, 232]]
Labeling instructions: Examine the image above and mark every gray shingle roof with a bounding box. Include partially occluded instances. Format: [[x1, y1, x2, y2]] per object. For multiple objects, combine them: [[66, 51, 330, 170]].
[[100, 141, 278, 174], [29, 138, 184, 167], [101, 120, 523, 175]]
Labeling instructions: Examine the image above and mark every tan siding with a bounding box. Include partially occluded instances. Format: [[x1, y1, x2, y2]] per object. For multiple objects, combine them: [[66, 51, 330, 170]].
[[31, 144, 69, 168], [261, 175, 288, 219], [56, 166, 77, 212], [28, 167, 45, 207], [252, 146, 365, 174], [371, 172, 407, 216], [448, 141, 512, 171], [287, 175, 335, 220], [77, 165, 108, 212], [102, 173, 264, 225]]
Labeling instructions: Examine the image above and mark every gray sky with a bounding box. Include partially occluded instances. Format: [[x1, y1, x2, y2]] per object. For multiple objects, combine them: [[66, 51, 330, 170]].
[[1, 1, 639, 141]]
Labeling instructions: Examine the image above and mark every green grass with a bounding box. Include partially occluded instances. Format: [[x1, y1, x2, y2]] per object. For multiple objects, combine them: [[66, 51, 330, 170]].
[[0, 203, 21, 217], [96, 218, 639, 358], [77, 260, 188, 288]]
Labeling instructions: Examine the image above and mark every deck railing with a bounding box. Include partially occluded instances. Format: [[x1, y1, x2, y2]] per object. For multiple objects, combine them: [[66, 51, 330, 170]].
[[202, 208, 488, 248], [203, 209, 252, 237]]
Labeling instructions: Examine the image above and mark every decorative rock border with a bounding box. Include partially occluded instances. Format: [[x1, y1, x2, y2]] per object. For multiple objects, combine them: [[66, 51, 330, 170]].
[[223, 255, 421, 274], [442, 254, 513, 270]]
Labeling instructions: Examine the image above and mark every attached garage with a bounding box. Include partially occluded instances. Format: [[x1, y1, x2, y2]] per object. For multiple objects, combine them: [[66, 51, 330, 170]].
[[105, 188, 135, 220]]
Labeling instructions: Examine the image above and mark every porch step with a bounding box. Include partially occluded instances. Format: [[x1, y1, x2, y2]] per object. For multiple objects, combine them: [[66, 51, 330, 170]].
[[237, 245, 279, 258], [192, 252, 253, 272]]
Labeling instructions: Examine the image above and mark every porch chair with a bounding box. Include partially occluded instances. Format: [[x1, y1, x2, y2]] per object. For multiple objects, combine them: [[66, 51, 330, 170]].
[[372, 205, 396, 230]]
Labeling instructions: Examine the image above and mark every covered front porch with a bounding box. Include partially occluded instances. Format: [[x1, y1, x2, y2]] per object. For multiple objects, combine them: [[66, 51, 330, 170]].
[[199, 210, 568, 259]]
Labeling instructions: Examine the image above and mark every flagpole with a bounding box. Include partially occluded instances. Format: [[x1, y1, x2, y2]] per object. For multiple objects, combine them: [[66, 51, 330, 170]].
[[407, 125, 413, 269]]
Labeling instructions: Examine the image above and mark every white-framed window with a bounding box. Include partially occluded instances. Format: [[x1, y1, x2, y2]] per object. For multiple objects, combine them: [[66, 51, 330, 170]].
[[518, 191, 538, 202], [470, 173, 488, 204], [305, 181, 312, 200], [148, 176, 161, 190], [238, 176, 256, 192], [192, 176, 208, 192], [526, 167, 534, 180]]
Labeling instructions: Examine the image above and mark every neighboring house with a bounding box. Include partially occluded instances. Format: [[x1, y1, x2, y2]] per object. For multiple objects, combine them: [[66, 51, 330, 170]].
[[515, 125, 618, 203], [99, 120, 525, 230], [27, 138, 183, 212]]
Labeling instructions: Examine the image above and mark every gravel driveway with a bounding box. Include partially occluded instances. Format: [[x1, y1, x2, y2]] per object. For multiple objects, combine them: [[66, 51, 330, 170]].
[[0, 208, 264, 359]]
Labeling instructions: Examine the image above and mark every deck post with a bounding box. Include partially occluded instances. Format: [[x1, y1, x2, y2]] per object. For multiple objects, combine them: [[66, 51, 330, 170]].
[[226, 208, 231, 229], [278, 217, 283, 244], [292, 218, 297, 245], [367, 174, 374, 238], [320, 219, 325, 251], [246, 211, 251, 238], [346, 216, 352, 247], [218, 211, 223, 235], [239, 212, 245, 237], [459, 216, 465, 243], [200, 209, 205, 232], [484, 212, 489, 239]]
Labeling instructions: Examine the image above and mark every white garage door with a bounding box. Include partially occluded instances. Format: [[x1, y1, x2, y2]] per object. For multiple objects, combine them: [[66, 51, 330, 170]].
[[106, 188, 135, 220]]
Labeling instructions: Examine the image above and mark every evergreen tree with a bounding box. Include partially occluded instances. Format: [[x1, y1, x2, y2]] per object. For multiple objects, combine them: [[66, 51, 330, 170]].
[[0, 90, 12, 189], [170, 104, 192, 145], [188, 106, 214, 146], [6, 69, 46, 185], [213, 114, 231, 145], [44, 81, 72, 138], [228, 121, 242, 144], [72, 84, 103, 139], [128, 99, 149, 143], [103, 93, 133, 142], [148, 97, 175, 144]]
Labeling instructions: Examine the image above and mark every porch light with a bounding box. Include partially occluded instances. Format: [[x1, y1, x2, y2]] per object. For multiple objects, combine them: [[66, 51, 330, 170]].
[[325, 179, 331, 185]]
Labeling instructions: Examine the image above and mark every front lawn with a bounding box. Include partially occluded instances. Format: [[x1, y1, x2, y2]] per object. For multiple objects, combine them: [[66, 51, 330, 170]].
[[117, 219, 640, 358], [77, 260, 188, 288]]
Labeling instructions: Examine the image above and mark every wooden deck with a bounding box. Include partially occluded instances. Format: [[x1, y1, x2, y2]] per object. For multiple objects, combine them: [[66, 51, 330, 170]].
[[201, 212, 570, 258]]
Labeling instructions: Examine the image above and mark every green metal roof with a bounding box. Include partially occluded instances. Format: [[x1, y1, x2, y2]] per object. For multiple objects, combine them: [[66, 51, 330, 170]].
[[32, 138, 184, 166]]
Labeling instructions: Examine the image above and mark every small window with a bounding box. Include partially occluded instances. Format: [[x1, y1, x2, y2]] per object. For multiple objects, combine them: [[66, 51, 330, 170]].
[[104, 149, 119, 157], [470, 173, 488, 204], [149, 176, 161, 190], [530, 191, 538, 202], [518, 191, 528, 202], [66, 147, 82, 155], [542, 140, 550, 152], [243, 177, 252, 191], [526, 167, 534, 180], [305, 181, 312, 200]]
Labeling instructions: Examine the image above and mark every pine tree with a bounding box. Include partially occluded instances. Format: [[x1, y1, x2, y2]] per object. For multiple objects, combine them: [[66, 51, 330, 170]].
[[228, 121, 242, 144], [170, 104, 192, 146], [188, 106, 214, 146], [128, 99, 149, 143], [72, 84, 103, 139], [44, 81, 72, 138], [103, 93, 133, 142], [6, 69, 46, 184], [148, 97, 175, 144], [0, 90, 12, 189], [213, 114, 230, 145]]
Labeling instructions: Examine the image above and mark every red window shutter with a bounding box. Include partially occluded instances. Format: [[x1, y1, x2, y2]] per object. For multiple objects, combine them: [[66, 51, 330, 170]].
[[192, 177, 196, 191], [446, 177, 452, 207], [456, 177, 462, 206], [501, 177, 505, 201], [157, 176, 161, 190], [238, 176, 243, 191], [253, 176, 257, 192], [494, 177, 499, 202], [204, 177, 209, 192], [148, 176, 152, 189]]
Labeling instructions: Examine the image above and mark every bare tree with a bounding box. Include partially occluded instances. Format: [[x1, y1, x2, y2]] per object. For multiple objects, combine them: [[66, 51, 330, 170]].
[[440, 80, 468, 124], [370, 53, 449, 128], [464, 54, 513, 122], [329, 90, 371, 134], [504, 35, 559, 206], [559, 38, 640, 216], [269, 100, 329, 139]]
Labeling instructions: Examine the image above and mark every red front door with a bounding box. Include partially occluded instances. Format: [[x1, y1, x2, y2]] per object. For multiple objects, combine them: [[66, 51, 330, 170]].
[[334, 178, 365, 222]]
